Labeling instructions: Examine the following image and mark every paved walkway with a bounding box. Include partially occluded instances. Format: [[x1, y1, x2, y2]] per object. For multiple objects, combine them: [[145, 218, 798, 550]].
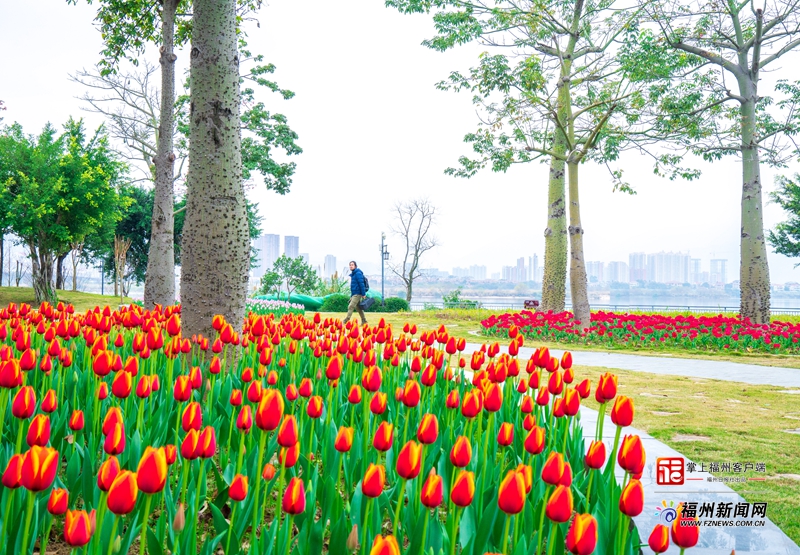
[[465, 342, 800, 388], [460, 343, 800, 553]]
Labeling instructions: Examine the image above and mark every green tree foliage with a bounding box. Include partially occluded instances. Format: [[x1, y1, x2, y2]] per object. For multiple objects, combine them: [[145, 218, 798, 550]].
[[259, 255, 321, 300], [769, 174, 800, 263], [0, 119, 128, 303]]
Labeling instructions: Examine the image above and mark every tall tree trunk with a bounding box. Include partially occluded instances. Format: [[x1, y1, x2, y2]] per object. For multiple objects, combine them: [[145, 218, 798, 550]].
[[739, 84, 771, 324], [29, 243, 56, 304], [144, 0, 179, 309], [567, 161, 590, 330], [406, 280, 412, 303], [55, 253, 68, 290], [541, 142, 568, 313], [0, 233, 4, 288], [72, 258, 79, 291], [180, 0, 248, 339]]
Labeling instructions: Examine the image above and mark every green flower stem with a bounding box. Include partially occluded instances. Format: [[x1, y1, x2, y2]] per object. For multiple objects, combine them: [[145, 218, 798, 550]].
[[605, 425, 622, 478], [274, 462, 286, 555], [419, 510, 429, 555], [250, 431, 268, 546], [535, 485, 553, 555], [361, 399, 370, 476], [284, 514, 294, 555], [106, 517, 119, 555], [0, 389, 8, 443], [501, 513, 511, 555], [585, 469, 595, 512], [478, 412, 495, 520], [225, 503, 238, 555], [19, 490, 35, 555], [512, 512, 521, 553], [546, 521, 558, 555], [235, 432, 247, 475], [14, 419, 25, 454], [40, 515, 53, 555], [449, 507, 463, 555], [392, 478, 407, 538], [618, 515, 630, 555], [141, 494, 153, 555], [361, 497, 374, 555]]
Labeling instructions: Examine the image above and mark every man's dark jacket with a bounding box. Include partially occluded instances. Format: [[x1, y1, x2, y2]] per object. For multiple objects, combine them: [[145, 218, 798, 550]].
[[350, 268, 366, 296]]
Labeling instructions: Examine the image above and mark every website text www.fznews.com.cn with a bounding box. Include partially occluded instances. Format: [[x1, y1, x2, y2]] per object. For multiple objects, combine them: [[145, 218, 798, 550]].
[[679, 519, 767, 527]]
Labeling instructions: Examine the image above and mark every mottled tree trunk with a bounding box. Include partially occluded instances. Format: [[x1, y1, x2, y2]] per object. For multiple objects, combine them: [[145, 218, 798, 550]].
[[567, 161, 590, 330], [541, 139, 568, 313], [29, 243, 56, 304], [55, 253, 68, 290], [180, 0, 248, 339], [143, 0, 178, 309], [739, 82, 771, 324]]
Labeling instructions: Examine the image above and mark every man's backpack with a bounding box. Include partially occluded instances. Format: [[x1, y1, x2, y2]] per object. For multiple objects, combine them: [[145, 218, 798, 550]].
[[363, 275, 370, 292]]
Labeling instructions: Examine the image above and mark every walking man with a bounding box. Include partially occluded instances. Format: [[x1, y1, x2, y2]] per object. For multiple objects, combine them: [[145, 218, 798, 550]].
[[343, 260, 368, 325]]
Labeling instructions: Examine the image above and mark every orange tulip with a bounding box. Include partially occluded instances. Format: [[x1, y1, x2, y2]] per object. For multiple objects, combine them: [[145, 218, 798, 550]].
[[671, 517, 700, 549], [236, 405, 253, 432], [247, 381, 262, 403], [373, 421, 394, 452], [262, 463, 277, 480], [362, 366, 382, 392], [335, 426, 354, 452], [326, 355, 343, 380], [575, 379, 591, 399], [21, 446, 59, 491], [12, 386, 36, 419], [420, 471, 443, 508], [97, 456, 121, 492], [584, 440, 606, 469], [484, 383, 503, 412], [619, 479, 644, 516], [282, 477, 306, 514], [198, 426, 216, 458], [102, 407, 124, 436], [370, 392, 387, 415], [445, 389, 459, 409], [497, 422, 514, 447], [230, 474, 249, 502], [497, 469, 526, 514], [401, 380, 421, 407], [64, 509, 93, 547], [416, 413, 438, 444], [182, 402, 203, 432], [256, 389, 284, 431], [107, 470, 138, 515], [181, 429, 200, 460], [461, 389, 483, 418], [610, 395, 635, 427], [524, 426, 545, 455], [450, 470, 475, 507], [545, 485, 573, 522], [369, 534, 401, 555], [515, 463, 533, 493], [396, 441, 422, 480], [69, 410, 85, 431], [26, 414, 51, 447], [103, 422, 126, 456], [48, 487, 69, 515], [2, 454, 23, 488], [111, 370, 132, 398], [617, 434, 646, 475], [348, 385, 362, 404], [565, 513, 597, 555], [541, 451, 565, 485], [597, 372, 618, 402], [137, 447, 168, 494], [174, 375, 192, 402], [41, 389, 57, 413], [362, 463, 386, 498], [306, 395, 324, 419], [278, 415, 300, 447], [648, 523, 670, 553], [561, 351, 573, 370], [450, 436, 472, 467], [279, 443, 300, 468], [165, 444, 177, 465]]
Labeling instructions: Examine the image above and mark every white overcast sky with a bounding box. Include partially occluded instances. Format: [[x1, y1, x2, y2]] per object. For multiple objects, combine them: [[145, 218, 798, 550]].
[[2, 0, 800, 281]]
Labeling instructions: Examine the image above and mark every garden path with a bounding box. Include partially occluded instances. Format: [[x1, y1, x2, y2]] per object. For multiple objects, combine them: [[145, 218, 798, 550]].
[[459, 343, 800, 553], [464, 342, 800, 388]]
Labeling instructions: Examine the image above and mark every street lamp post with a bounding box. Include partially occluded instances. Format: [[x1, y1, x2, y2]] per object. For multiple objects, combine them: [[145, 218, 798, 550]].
[[380, 233, 389, 305]]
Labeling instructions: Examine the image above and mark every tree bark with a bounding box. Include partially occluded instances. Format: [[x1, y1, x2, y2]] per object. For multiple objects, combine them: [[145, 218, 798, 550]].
[[567, 160, 591, 329], [55, 252, 68, 290], [0, 234, 4, 288], [738, 81, 771, 324], [180, 0, 248, 339], [29, 243, 56, 304], [541, 141, 568, 313], [143, 0, 178, 309]]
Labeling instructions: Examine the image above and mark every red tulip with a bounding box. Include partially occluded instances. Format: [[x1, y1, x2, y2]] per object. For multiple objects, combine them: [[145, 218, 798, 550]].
[[48, 487, 69, 515], [181, 429, 200, 460], [370, 392, 387, 415], [396, 440, 423, 480], [402, 380, 421, 407], [97, 456, 121, 492], [306, 395, 324, 419], [450, 436, 472, 467], [450, 470, 475, 507], [103, 422, 126, 456], [497, 422, 514, 446], [198, 426, 216, 458], [107, 470, 138, 515], [461, 389, 483, 418], [64, 509, 93, 547], [174, 375, 192, 402], [26, 414, 51, 447], [262, 463, 277, 480], [373, 421, 394, 452], [671, 516, 700, 549], [326, 355, 343, 380], [137, 446, 168, 494], [584, 440, 606, 469], [111, 370, 132, 398], [335, 426, 354, 452], [348, 385, 362, 404], [369, 534, 401, 555], [279, 443, 300, 468], [362, 366, 382, 392], [12, 386, 36, 419], [565, 513, 597, 555], [2, 454, 23, 488], [256, 389, 284, 431], [648, 523, 670, 553], [420, 471, 443, 508], [617, 434, 646, 475], [445, 389, 459, 409], [278, 415, 300, 447], [541, 452, 565, 485], [416, 413, 438, 444], [230, 474, 249, 501], [41, 389, 57, 413], [610, 395, 635, 427], [236, 405, 253, 432], [497, 469, 526, 514], [597, 372, 618, 402], [362, 463, 386, 498], [484, 383, 503, 412], [545, 485, 573, 522], [182, 402, 203, 432], [282, 477, 306, 514], [524, 426, 545, 455]]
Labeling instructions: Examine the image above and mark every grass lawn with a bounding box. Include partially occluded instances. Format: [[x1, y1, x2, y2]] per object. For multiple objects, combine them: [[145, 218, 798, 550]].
[[575, 365, 800, 545], [0, 286, 133, 313], [317, 311, 800, 369]]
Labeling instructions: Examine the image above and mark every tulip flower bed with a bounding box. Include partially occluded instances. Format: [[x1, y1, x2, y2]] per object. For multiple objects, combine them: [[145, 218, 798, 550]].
[[482, 309, 800, 353], [246, 300, 306, 318], [0, 301, 702, 555]]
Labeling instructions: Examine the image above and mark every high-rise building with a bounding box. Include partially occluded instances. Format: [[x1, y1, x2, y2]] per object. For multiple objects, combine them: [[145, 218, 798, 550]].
[[453, 267, 470, 278], [516, 257, 526, 282], [689, 258, 702, 284], [469, 265, 487, 280], [606, 261, 629, 283], [586, 261, 604, 283], [284, 236, 299, 258], [646, 252, 690, 283], [528, 254, 539, 282], [710, 259, 727, 285], [324, 255, 337, 278], [629, 252, 647, 282], [255, 234, 280, 276]]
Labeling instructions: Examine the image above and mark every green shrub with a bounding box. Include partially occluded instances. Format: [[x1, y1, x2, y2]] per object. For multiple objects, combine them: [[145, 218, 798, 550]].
[[320, 294, 350, 312], [368, 297, 409, 313]]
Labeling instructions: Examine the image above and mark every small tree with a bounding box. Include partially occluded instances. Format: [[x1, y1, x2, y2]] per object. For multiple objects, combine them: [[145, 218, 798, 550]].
[[258, 254, 320, 300], [768, 174, 800, 262], [388, 198, 439, 302]]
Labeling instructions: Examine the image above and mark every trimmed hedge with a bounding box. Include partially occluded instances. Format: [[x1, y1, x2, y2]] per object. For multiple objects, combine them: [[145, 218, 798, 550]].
[[319, 294, 409, 313]]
